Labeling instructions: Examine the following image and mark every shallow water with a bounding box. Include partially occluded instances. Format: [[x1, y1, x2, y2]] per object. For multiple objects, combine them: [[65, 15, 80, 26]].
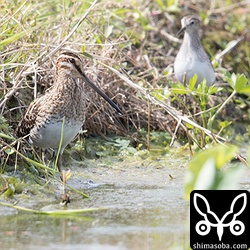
[[1, 148, 248, 250], [0, 151, 190, 250]]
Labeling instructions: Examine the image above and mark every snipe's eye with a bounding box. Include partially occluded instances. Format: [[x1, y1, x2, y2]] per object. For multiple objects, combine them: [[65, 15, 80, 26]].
[[69, 58, 75, 64]]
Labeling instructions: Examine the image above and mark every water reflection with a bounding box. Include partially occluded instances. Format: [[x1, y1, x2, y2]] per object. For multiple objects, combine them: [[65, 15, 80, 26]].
[[0, 154, 190, 249], [0, 184, 189, 249], [0, 208, 189, 249]]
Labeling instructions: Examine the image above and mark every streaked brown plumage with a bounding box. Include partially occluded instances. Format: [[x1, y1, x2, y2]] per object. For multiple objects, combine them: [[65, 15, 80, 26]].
[[16, 51, 122, 172]]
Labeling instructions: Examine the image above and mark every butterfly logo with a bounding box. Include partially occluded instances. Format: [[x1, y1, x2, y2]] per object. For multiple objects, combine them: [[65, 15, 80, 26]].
[[193, 193, 247, 241]]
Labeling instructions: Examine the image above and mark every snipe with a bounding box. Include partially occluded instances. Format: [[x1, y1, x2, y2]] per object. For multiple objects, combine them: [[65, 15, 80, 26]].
[[16, 51, 122, 172]]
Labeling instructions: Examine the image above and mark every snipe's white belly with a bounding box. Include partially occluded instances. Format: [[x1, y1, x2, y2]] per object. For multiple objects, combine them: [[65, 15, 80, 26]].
[[29, 120, 83, 150]]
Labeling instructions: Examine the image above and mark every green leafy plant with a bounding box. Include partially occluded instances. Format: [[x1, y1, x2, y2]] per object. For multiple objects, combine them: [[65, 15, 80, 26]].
[[184, 144, 247, 198], [166, 71, 250, 147]]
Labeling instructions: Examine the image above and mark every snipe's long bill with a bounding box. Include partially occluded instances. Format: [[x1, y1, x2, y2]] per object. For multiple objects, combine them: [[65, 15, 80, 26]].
[[79, 70, 122, 115]]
